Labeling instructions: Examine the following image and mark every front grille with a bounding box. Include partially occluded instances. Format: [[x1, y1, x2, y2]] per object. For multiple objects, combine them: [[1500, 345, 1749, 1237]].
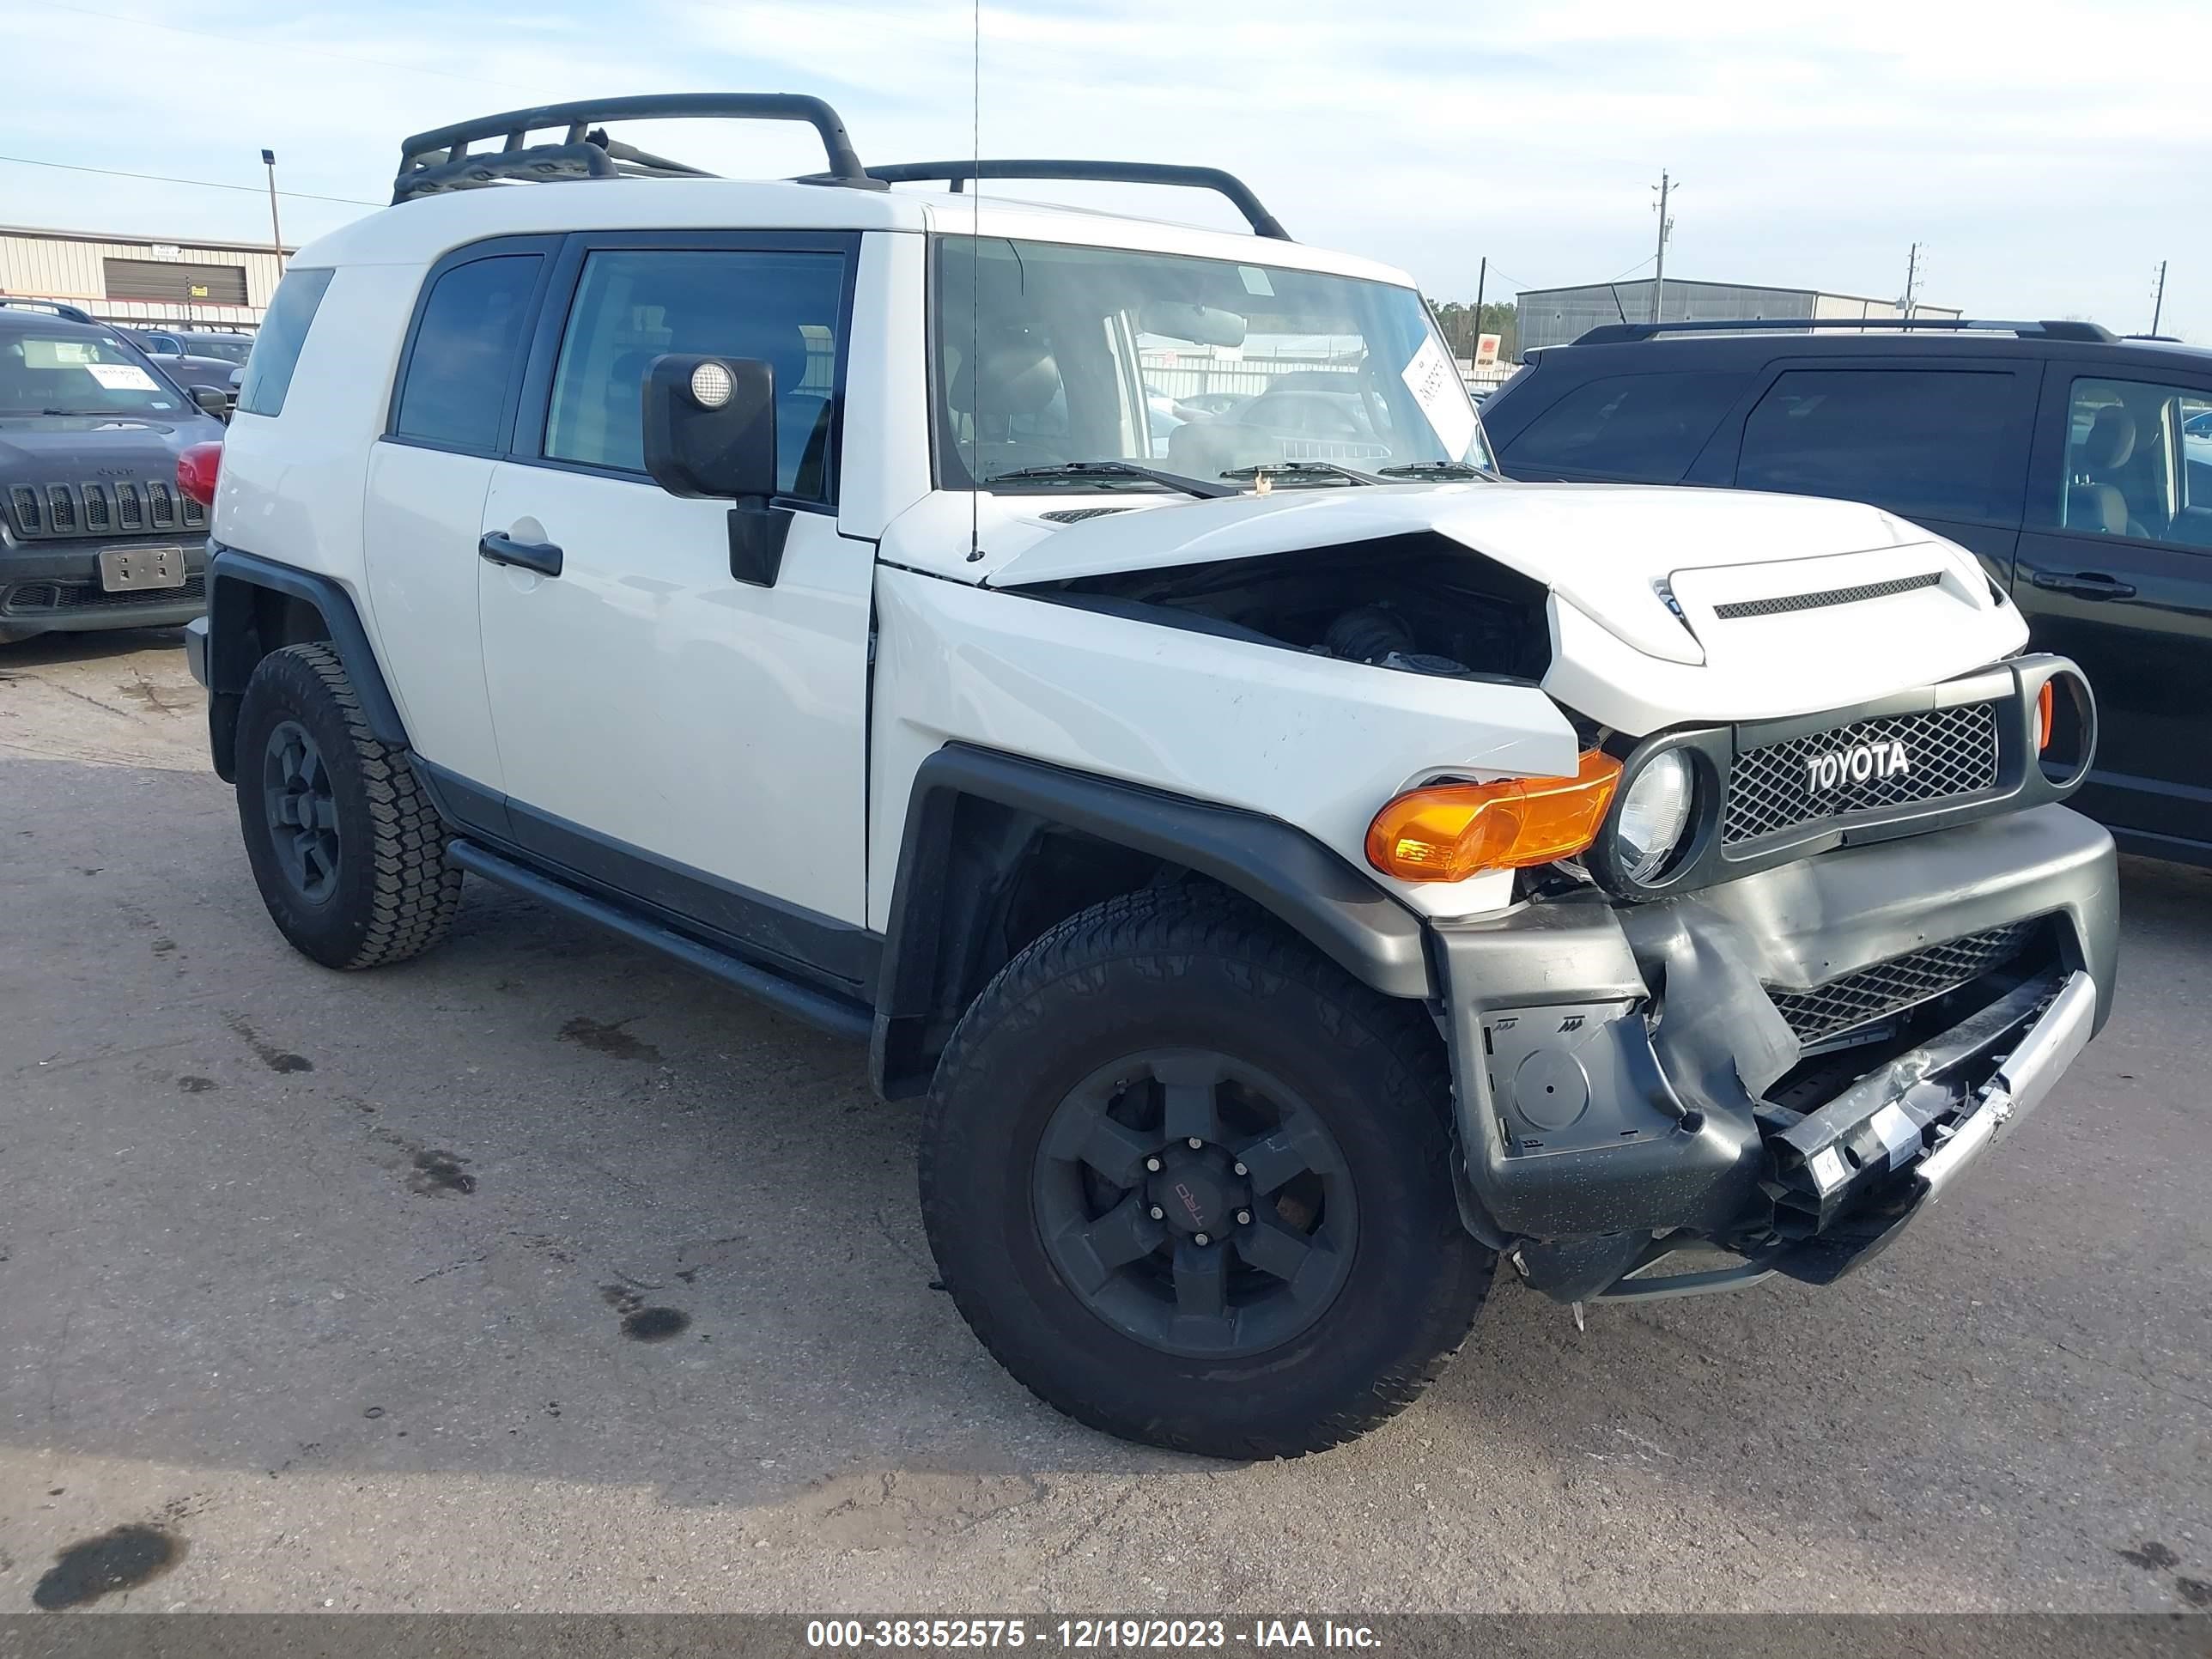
[[3, 477, 201, 539], [1766, 921, 2037, 1045], [1724, 701, 2001, 845], [0, 574, 204, 616], [1713, 572, 1942, 620]]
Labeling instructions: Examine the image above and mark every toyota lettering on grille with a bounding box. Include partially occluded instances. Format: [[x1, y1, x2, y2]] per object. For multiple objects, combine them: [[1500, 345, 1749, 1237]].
[[1802, 738, 1911, 793]]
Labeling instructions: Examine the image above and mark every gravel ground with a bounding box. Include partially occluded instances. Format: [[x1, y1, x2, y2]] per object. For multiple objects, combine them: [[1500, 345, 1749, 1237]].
[[1, 630, 2207, 1615]]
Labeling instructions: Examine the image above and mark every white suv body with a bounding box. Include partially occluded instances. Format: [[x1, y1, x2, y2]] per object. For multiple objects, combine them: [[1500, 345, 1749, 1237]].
[[186, 97, 2117, 1457]]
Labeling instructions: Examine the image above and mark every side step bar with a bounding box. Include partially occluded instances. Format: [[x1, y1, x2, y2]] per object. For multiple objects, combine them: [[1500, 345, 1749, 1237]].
[[445, 839, 873, 1043]]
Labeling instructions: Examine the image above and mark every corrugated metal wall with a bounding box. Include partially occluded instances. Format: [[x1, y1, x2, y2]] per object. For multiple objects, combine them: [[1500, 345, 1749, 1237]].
[[0, 228, 288, 327], [1516, 281, 1962, 355]]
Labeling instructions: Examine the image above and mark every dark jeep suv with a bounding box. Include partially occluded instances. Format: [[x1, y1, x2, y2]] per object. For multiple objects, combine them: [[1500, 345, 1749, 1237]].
[[0, 307, 228, 645], [1483, 319, 2212, 865]]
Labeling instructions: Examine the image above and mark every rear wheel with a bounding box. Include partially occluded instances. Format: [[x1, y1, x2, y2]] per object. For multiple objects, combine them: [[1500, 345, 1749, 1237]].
[[921, 886, 1493, 1458], [234, 642, 463, 969]]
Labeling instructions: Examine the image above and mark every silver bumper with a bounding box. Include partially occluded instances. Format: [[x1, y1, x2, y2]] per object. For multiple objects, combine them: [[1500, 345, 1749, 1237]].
[[1915, 970, 2097, 1200]]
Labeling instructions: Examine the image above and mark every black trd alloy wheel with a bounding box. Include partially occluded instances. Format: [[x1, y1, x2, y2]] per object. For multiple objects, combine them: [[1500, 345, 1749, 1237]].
[[922, 886, 1495, 1459]]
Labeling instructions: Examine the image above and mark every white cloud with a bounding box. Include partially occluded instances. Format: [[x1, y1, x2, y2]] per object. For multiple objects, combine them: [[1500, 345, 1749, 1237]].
[[3, 0, 2202, 338]]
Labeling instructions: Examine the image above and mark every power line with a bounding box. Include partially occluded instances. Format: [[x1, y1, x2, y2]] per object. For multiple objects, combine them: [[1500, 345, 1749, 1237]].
[[45, 3, 534, 92], [0, 154, 380, 208]]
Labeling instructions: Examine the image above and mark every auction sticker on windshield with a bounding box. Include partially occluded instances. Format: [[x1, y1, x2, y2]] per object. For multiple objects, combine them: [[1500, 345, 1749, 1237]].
[[85, 362, 162, 392], [1401, 333, 1478, 461]]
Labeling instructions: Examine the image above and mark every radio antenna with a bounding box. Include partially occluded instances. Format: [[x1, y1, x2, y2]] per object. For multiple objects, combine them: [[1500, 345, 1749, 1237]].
[[968, 0, 981, 563]]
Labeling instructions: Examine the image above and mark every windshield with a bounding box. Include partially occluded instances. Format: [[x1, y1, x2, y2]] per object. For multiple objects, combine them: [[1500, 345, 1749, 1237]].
[[933, 236, 1492, 490], [0, 329, 184, 416]]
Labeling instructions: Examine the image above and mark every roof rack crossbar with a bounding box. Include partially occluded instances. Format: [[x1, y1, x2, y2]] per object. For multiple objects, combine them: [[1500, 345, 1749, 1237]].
[[1571, 317, 2118, 346], [392, 94, 871, 204], [832, 160, 1291, 240]]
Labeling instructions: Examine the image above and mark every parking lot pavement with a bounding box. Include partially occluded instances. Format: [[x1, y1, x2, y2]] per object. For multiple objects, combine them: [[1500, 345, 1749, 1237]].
[[1, 633, 2208, 1616]]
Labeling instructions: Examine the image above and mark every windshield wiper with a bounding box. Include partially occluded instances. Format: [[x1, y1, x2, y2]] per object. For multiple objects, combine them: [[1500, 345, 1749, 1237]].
[[985, 460, 1239, 499], [37, 408, 125, 417], [1218, 461, 1386, 488], [1376, 460, 1495, 481]]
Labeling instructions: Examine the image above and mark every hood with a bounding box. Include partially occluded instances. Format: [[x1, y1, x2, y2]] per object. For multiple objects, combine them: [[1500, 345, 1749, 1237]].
[[0, 414, 216, 472], [978, 480, 2030, 731], [0, 416, 213, 462]]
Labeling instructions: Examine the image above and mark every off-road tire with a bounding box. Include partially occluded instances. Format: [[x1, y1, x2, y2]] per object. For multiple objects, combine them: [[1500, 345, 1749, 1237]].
[[921, 884, 1494, 1459], [234, 641, 463, 970]]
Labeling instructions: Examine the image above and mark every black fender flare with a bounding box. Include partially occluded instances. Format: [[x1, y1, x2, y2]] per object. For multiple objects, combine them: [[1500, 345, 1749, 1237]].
[[871, 743, 1435, 1097], [204, 543, 407, 778]]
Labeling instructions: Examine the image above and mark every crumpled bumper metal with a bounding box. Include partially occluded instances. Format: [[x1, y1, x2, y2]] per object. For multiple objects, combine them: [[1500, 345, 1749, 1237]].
[[1429, 804, 2118, 1295]]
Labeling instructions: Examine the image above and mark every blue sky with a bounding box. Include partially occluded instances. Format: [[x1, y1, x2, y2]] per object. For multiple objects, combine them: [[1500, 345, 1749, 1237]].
[[7, 0, 2203, 340]]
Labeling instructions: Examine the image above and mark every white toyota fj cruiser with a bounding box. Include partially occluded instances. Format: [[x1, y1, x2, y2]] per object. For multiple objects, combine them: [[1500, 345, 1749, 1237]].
[[185, 95, 2118, 1458]]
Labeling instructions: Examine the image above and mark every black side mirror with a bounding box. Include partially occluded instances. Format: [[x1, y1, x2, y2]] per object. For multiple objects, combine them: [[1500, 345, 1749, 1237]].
[[190, 385, 230, 421], [641, 354, 789, 587]]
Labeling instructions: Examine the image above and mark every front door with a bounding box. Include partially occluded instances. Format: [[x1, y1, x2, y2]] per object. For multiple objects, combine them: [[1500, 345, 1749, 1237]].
[[476, 232, 876, 986], [2014, 363, 2212, 855]]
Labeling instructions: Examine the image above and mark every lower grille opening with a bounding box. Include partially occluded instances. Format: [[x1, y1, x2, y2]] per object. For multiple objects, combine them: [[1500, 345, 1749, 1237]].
[[1767, 921, 2040, 1048], [0, 575, 205, 617], [1760, 920, 2056, 1113]]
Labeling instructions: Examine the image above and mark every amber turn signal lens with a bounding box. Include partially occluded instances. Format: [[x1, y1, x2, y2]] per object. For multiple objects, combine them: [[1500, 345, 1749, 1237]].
[[2037, 679, 2054, 752], [1367, 750, 1624, 883]]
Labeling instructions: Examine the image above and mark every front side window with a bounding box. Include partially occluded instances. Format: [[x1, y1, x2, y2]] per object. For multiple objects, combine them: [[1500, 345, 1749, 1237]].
[[1507, 370, 1749, 478], [392, 254, 541, 452], [236, 268, 333, 418], [544, 247, 848, 503], [0, 326, 188, 416], [2057, 376, 2212, 550], [1736, 368, 2021, 524], [931, 236, 1490, 490]]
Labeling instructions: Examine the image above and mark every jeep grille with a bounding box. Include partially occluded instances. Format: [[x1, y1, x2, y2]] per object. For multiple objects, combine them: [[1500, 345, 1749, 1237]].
[[4, 478, 204, 540], [1723, 701, 2002, 845]]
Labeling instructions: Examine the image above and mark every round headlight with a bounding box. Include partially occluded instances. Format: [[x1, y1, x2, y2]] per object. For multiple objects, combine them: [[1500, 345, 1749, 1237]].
[[1615, 750, 1695, 883]]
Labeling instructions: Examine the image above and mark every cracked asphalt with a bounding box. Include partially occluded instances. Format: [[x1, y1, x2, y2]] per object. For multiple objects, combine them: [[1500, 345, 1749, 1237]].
[[1, 629, 2207, 1614]]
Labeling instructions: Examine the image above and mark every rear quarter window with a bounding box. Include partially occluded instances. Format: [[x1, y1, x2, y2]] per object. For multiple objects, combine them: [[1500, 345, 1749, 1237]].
[[235, 268, 333, 417], [390, 253, 543, 453], [1735, 368, 2022, 523], [1504, 369, 1750, 478]]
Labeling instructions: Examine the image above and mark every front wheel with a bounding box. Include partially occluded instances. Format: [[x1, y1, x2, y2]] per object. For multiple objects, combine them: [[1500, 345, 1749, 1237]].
[[921, 886, 1493, 1458]]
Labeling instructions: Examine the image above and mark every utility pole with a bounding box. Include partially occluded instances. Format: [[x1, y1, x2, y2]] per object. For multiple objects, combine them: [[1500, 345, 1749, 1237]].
[[1650, 172, 1674, 324], [1473, 256, 1487, 356], [261, 149, 284, 272], [2151, 260, 2167, 335], [1902, 242, 1919, 319]]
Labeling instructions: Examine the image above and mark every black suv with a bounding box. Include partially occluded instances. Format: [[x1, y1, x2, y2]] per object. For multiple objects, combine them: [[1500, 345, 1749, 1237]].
[[1482, 319, 2212, 865], [0, 307, 228, 645]]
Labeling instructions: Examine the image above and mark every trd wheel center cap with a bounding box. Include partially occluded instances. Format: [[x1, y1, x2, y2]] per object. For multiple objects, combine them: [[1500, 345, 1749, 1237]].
[[1150, 1149, 1244, 1236]]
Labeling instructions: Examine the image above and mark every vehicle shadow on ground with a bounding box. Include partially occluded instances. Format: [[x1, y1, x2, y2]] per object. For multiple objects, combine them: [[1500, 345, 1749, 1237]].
[[0, 625, 185, 671], [4, 758, 2209, 1607]]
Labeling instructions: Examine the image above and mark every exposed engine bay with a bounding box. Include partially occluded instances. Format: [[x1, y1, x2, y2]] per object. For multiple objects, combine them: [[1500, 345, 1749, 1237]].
[[1013, 532, 1553, 684]]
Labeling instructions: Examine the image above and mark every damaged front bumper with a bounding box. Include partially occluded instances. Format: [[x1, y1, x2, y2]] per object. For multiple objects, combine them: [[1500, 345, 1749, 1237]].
[[1431, 804, 2118, 1302]]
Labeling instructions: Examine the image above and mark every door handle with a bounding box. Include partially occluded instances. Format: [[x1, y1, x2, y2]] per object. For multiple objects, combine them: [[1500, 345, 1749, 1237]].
[[478, 531, 563, 579], [2029, 570, 2136, 600]]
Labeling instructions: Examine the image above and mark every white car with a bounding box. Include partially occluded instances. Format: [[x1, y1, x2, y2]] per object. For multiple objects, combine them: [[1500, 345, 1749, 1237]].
[[183, 94, 2117, 1458]]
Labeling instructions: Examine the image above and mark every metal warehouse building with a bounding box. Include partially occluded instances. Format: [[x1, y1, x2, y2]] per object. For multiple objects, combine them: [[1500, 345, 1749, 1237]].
[[0, 225, 291, 330], [1516, 278, 1961, 356]]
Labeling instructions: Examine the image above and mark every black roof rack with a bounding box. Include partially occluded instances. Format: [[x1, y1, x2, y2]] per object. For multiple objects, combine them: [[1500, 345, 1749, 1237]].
[[837, 160, 1291, 240], [1571, 317, 2119, 346], [392, 94, 872, 204], [0, 298, 97, 325]]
